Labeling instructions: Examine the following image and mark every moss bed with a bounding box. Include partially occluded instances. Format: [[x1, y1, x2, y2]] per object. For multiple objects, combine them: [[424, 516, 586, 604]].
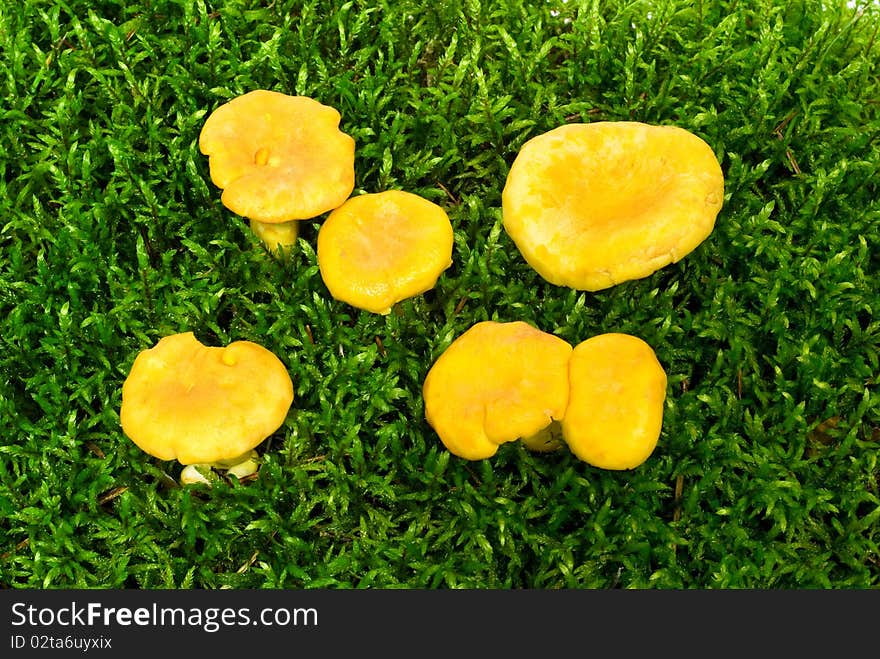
[[1, 0, 879, 588]]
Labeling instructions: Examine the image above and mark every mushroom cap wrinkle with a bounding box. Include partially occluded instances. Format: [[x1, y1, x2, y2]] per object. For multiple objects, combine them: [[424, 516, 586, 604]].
[[120, 332, 294, 465], [502, 121, 724, 291], [561, 333, 667, 470], [199, 90, 356, 224], [423, 321, 573, 460], [317, 190, 454, 315]]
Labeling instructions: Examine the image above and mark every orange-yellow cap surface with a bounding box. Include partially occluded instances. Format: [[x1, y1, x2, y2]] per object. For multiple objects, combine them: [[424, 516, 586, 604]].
[[502, 121, 724, 291], [199, 90, 355, 224], [317, 190, 454, 315], [120, 332, 294, 465], [423, 321, 573, 460], [561, 333, 667, 470]]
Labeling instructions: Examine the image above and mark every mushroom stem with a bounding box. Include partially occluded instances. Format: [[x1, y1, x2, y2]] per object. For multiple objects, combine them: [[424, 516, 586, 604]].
[[211, 449, 261, 481], [179, 464, 216, 486], [178, 450, 261, 486], [223, 452, 261, 480], [521, 420, 564, 452], [249, 218, 299, 255]]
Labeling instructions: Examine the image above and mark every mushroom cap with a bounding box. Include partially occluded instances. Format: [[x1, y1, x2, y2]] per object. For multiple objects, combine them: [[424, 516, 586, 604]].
[[198, 90, 356, 224], [317, 190, 454, 314], [502, 121, 724, 291], [561, 333, 667, 470], [120, 332, 294, 465], [423, 321, 573, 460]]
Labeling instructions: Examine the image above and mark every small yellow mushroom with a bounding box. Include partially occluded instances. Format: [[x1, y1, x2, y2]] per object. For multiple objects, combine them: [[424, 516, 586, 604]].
[[561, 333, 667, 470], [198, 89, 356, 254], [317, 190, 454, 315], [422, 321, 573, 460], [119, 332, 293, 484]]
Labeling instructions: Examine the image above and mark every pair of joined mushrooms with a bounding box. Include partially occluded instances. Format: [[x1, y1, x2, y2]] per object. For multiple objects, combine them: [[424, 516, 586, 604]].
[[423, 321, 667, 470], [198, 89, 454, 315]]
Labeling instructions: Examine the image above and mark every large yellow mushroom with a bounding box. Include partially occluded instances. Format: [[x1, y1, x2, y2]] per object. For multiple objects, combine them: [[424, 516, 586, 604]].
[[119, 332, 294, 484], [422, 321, 573, 460], [502, 121, 724, 291], [198, 89, 356, 254], [317, 190, 454, 315]]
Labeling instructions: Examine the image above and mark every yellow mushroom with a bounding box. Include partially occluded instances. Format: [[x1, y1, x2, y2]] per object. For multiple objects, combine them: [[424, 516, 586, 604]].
[[561, 333, 667, 470], [316, 190, 454, 315], [198, 89, 356, 254], [119, 332, 294, 484], [422, 321, 572, 460], [502, 121, 724, 291]]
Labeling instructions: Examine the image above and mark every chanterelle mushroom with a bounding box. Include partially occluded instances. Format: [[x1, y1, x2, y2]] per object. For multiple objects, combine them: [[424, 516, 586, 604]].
[[502, 121, 724, 291], [317, 190, 454, 314], [198, 89, 356, 254], [561, 333, 667, 470], [422, 321, 572, 460], [120, 332, 294, 484]]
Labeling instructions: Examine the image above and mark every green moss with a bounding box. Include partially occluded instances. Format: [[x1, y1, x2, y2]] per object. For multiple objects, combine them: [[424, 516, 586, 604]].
[[1, 0, 878, 589]]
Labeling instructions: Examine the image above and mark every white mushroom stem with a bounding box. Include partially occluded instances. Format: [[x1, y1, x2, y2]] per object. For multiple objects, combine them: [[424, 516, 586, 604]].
[[225, 454, 260, 480], [249, 218, 299, 255], [180, 464, 215, 486], [178, 450, 261, 486]]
